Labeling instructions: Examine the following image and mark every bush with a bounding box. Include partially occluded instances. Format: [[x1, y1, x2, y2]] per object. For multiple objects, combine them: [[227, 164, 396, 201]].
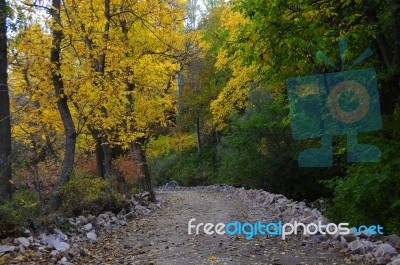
[[0, 189, 40, 237], [148, 133, 214, 187], [150, 146, 217, 187], [169, 147, 217, 186], [149, 154, 179, 186], [60, 174, 130, 216], [327, 113, 400, 235], [216, 98, 335, 201]]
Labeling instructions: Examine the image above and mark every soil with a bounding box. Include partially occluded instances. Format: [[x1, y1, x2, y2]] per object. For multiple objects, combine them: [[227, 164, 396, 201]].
[[78, 190, 351, 265]]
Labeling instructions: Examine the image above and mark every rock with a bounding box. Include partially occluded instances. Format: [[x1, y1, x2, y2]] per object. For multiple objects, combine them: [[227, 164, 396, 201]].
[[58, 257, 73, 265], [348, 239, 364, 254], [301, 215, 315, 224], [119, 220, 127, 226], [54, 228, 68, 241], [50, 250, 59, 256], [117, 208, 127, 219], [125, 212, 136, 220], [375, 243, 398, 258], [343, 233, 358, 242], [361, 239, 376, 252], [110, 216, 118, 224], [103, 222, 112, 232], [18, 244, 26, 255], [0, 245, 16, 255], [165, 180, 179, 188], [76, 215, 88, 225], [388, 235, 400, 248], [311, 208, 321, 218], [16, 237, 30, 247], [377, 256, 388, 264], [388, 257, 400, 265], [86, 232, 97, 241], [370, 234, 387, 242], [87, 214, 96, 222], [22, 228, 32, 237], [53, 239, 70, 252], [84, 223, 93, 231]]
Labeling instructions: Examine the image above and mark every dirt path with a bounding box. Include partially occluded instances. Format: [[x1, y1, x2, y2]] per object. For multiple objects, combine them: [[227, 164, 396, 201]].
[[79, 190, 350, 265]]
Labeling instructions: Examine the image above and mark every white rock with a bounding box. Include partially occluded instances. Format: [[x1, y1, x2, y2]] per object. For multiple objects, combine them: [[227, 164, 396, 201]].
[[348, 239, 364, 254], [375, 243, 398, 257], [389, 257, 400, 265], [53, 238, 70, 252], [376, 257, 388, 264], [84, 223, 93, 231], [54, 228, 68, 241], [361, 239, 375, 252], [86, 232, 97, 241], [57, 257, 73, 265], [76, 215, 88, 225], [0, 245, 16, 255], [18, 244, 25, 255], [87, 214, 96, 222], [17, 237, 30, 247], [301, 215, 315, 224], [22, 229, 32, 237]]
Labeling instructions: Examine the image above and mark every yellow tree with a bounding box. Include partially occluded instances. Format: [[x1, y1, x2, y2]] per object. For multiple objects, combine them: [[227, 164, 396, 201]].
[[15, 0, 188, 199], [208, 5, 257, 131]]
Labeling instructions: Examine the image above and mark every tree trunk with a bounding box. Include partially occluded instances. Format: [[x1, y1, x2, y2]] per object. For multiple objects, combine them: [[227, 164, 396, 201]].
[[130, 142, 155, 201], [94, 135, 105, 178], [196, 115, 201, 156], [101, 135, 112, 180], [50, 0, 76, 208], [90, 127, 113, 179], [0, 0, 12, 202]]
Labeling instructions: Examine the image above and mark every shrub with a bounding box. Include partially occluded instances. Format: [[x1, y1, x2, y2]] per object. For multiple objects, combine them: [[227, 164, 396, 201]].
[[150, 147, 217, 187], [0, 189, 40, 237], [167, 147, 217, 186], [216, 99, 335, 201], [60, 174, 130, 216], [327, 113, 400, 235]]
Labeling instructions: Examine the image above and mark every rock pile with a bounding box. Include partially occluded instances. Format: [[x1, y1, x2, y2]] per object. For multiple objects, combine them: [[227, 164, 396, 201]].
[[158, 183, 400, 265], [0, 192, 164, 264]]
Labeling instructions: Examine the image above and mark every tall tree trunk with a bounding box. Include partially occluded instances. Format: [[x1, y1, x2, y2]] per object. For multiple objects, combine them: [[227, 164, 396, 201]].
[[83, 0, 113, 180], [90, 127, 112, 180], [196, 115, 201, 156], [101, 135, 112, 180], [120, 19, 154, 200], [0, 0, 12, 202], [50, 0, 76, 208], [93, 132, 105, 178], [130, 142, 155, 201]]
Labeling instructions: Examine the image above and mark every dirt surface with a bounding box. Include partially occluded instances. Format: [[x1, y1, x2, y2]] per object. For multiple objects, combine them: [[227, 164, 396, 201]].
[[79, 190, 351, 265]]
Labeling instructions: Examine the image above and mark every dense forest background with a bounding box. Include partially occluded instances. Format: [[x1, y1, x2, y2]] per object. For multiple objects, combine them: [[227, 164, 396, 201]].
[[0, 0, 399, 237]]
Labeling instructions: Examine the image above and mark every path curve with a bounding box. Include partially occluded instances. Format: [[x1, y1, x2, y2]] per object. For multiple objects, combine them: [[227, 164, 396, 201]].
[[80, 190, 349, 265]]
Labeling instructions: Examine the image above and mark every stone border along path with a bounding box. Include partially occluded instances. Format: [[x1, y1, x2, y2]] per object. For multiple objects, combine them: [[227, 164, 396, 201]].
[[158, 184, 400, 265], [0, 184, 399, 264]]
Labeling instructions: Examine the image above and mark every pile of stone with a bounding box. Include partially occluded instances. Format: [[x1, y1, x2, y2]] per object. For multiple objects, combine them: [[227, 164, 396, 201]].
[[227, 187, 400, 265], [159, 183, 400, 265], [0, 192, 164, 264]]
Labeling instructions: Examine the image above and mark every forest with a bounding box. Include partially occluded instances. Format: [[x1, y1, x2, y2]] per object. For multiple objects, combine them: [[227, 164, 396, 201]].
[[0, 0, 399, 245]]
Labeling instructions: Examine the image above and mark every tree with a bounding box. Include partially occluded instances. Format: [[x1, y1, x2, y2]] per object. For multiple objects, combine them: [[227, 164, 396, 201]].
[[50, 0, 77, 207], [0, 0, 12, 202]]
